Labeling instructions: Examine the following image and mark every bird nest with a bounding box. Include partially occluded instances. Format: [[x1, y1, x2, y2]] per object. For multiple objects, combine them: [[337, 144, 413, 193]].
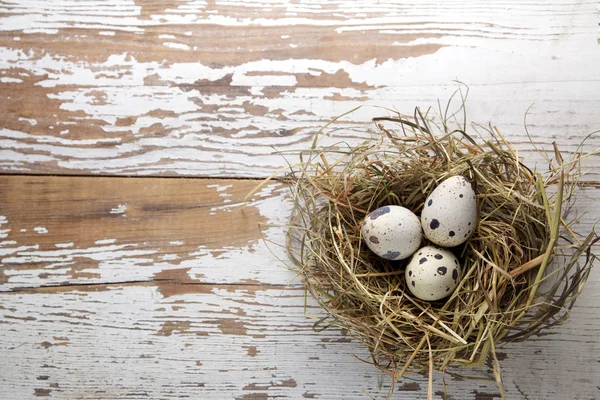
[[271, 98, 598, 396]]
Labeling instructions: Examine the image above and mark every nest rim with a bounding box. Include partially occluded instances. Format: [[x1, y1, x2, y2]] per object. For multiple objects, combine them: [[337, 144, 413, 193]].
[[281, 102, 597, 387]]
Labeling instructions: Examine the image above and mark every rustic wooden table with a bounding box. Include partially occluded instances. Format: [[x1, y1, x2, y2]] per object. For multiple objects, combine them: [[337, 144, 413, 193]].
[[1, 1, 600, 399]]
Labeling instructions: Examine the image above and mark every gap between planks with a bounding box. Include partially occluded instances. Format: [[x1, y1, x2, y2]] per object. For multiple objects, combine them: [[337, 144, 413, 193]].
[[0, 172, 268, 181], [1, 172, 599, 187], [1, 279, 292, 294]]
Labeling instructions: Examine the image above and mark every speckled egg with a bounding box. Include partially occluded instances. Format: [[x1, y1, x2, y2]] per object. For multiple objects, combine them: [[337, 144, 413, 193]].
[[405, 245, 461, 301], [421, 176, 477, 247], [361, 205, 422, 260]]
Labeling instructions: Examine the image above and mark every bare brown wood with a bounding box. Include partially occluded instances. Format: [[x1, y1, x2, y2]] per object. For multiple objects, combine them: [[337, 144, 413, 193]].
[[0, 175, 291, 290]]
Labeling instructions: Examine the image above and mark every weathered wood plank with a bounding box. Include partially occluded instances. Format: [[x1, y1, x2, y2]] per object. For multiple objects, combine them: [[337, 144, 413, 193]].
[[2, 175, 599, 291], [2, 174, 599, 285], [1, 0, 599, 179], [1, 178, 599, 399], [1, 281, 599, 399], [0, 175, 293, 291], [2, 1, 600, 399]]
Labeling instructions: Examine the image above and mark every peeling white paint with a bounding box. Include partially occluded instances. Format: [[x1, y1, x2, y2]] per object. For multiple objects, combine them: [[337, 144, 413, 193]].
[[0, 184, 292, 290], [95, 239, 117, 245], [17, 117, 37, 126], [0, 77, 23, 83], [1, 45, 598, 184], [1, 129, 121, 146], [0, 3, 599, 399], [1, 243, 156, 266], [22, 28, 59, 34], [0, 150, 56, 169], [207, 184, 233, 192], [33, 226, 48, 234], [1, 281, 599, 399], [110, 204, 127, 214], [0, 244, 38, 257], [163, 42, 191, 51]]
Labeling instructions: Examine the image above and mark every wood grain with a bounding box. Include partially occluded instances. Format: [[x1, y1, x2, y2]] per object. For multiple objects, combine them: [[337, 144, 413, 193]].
[[2, 1, 600, 399], [2, 175, 598, 289], [1, 0, 599, 179], [2, 175, 600, 399], [0, 175, 293, 291], [1, 272, 599, 399]]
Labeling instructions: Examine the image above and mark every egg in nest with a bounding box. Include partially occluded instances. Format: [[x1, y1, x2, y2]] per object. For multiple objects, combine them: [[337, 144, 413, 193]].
[[361, 205, 422, 260]]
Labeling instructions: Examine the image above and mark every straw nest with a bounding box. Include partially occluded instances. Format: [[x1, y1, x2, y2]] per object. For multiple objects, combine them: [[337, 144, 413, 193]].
[[280, 100, 598, 392]]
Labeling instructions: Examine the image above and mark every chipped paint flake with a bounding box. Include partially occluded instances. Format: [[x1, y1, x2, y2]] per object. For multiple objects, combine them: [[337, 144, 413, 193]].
[[1, 77, 23, 83], [33, 227, 48, 234], [207, 184, 233, 193], [0, 244, 39, 257], [163, 42, 191, 51], [110, 204, 127, 215], [95, 239, 117, 245], [17, 117, 37, 126]]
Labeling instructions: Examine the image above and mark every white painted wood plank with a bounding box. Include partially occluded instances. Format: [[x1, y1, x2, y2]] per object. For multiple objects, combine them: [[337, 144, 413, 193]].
[[1, 82, 599, 178], [1, 279, 599, 399], [1, 0, 599, 179], [1, 184, 599, 399]]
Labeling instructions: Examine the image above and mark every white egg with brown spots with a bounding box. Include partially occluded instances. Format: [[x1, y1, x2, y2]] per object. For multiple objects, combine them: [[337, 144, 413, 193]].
[[421, 175, 477, 247], [361, 205, 422, 260], [405, 245, 461, 301]]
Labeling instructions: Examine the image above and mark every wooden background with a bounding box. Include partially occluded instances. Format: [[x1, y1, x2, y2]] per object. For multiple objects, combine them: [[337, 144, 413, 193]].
[[1, 1, 600, 399]]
